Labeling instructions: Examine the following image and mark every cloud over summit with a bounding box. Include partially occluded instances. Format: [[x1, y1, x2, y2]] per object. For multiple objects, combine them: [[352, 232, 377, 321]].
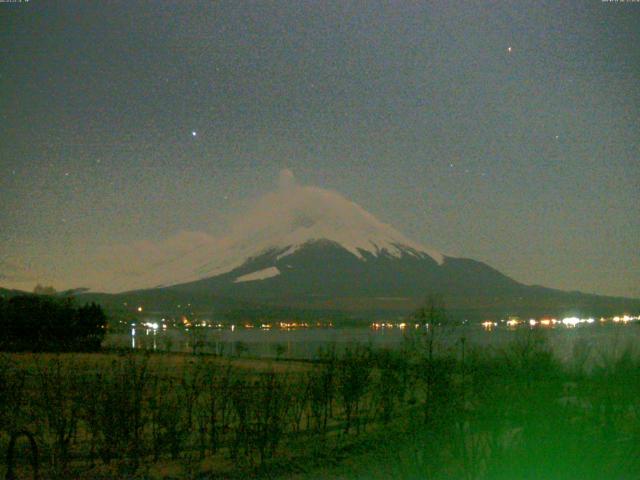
[[2, 171, 441, 293]]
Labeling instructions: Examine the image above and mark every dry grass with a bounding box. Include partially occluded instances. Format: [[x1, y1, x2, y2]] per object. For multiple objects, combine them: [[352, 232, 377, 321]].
[[1, 335, 639, 479]]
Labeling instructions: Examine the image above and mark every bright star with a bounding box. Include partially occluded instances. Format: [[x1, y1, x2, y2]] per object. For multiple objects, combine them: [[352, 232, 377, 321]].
[[507, 46, 513, 53], [192, 131, 197, 137]]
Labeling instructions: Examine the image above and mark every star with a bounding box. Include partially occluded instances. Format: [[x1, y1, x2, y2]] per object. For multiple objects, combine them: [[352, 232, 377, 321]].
[[191, 130, 197, 137], [507, 46, 513, 53]]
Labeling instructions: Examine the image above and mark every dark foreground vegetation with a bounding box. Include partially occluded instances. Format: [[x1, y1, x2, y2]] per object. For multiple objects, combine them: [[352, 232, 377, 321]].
[[0, 330, 639, 479], [0, 295, 106, 352]]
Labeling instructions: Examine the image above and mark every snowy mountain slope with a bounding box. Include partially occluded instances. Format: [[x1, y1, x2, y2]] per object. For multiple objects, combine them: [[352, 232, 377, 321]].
[[167, 238, 521, 299], [203, 169, 445, 270], [233, 266, 281, 283]]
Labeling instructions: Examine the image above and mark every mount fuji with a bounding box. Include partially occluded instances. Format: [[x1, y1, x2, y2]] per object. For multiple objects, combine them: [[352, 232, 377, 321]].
[[75, 170, 639, 320]]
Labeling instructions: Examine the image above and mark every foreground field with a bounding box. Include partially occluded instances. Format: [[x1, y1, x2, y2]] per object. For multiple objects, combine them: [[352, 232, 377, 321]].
[[1, 330, 639, 479]]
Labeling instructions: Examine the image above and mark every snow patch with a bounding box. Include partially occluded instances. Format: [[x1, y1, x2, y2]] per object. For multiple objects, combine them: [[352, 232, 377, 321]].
[[276, 245, 298, 260], [234, 266, 280, 283]]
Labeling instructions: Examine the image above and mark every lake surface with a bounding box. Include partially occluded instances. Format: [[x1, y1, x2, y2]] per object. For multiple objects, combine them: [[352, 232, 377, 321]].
[[104, 320, 640, 364]]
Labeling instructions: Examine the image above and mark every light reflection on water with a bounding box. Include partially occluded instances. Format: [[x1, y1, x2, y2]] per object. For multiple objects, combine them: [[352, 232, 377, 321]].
[[104, 322, 640, 362]]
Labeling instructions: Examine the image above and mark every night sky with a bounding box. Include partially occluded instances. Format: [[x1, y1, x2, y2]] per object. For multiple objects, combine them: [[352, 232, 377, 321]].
[[1, 1, 639, 297]]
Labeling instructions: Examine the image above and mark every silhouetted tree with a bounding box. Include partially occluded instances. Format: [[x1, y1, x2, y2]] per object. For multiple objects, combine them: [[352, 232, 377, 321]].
[[0, 294, 106, 351], [413, 294, 449, 361], [33, 284, 57, 295]]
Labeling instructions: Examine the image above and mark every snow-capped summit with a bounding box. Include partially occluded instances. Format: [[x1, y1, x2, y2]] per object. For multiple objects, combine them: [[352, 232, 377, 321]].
[[224, 169, 444, 265]]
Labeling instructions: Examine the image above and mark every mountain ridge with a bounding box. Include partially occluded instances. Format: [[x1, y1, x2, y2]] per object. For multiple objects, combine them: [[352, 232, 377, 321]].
[[2, 171, 639, 319]]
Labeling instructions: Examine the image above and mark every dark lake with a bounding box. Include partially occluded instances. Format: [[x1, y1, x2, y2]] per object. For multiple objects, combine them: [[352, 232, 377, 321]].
[[104, 318, 640, 364]]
